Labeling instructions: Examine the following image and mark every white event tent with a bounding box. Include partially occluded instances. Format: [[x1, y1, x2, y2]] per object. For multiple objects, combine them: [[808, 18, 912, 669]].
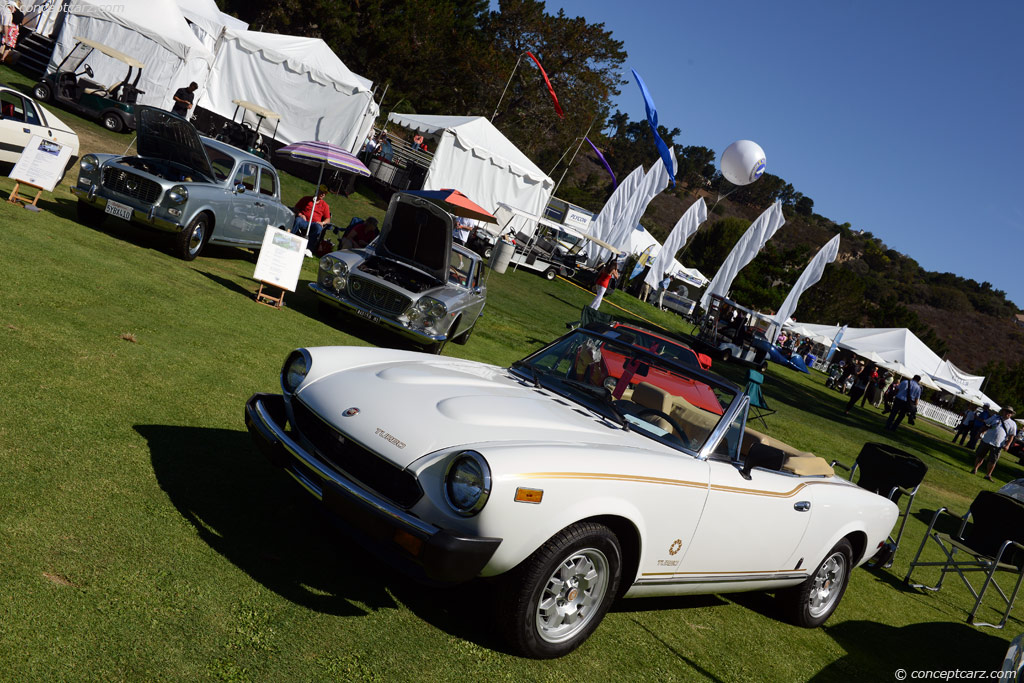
[[177, 0, 249, 52], [387, 114, 554, 218], [48, 0, 215, 110], [197, 29, 378, 152]]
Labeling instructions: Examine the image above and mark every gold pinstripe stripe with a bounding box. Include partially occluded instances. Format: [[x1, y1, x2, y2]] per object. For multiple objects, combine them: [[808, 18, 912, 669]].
[[516, 472, 842, 498]]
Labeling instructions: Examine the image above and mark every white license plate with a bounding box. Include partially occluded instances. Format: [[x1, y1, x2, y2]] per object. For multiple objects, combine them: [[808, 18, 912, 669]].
[[105, 200, 133, 221], [355, 309, 381, 324]]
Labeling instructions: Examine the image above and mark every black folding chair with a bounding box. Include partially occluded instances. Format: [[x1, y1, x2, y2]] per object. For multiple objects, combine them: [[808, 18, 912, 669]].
[[566, 305, 615, 330], [830, 442, 928, 568], [903, 490, 1024, 628]]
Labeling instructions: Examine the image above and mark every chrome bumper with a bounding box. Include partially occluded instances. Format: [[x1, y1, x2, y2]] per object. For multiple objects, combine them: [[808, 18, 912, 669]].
[[308, 283, 447, 344], [244, 392, 500, 583], [71, 185, 181, 233]]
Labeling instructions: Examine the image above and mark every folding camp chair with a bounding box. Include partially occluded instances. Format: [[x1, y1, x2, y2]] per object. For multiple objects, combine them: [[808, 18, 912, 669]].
[[903, 490, 1024, 628], [744, 369, 775, 430], [830, 442, 928, 568]]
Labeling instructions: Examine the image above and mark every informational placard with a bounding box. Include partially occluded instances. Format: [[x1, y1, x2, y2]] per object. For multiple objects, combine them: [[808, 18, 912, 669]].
[[9, 136, 74, 192], [564, 207, 593, 231], [252, 226, 306, 292]]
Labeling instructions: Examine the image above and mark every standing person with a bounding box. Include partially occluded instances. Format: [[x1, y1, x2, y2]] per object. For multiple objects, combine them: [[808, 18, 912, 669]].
[[876, 371, 894, 408], [0, 0, 19, 62], [967, 404, 992, 449], [885, 374, 922, 431], [953, 406, 976, 445], [292, 185, 331, 252], [171, 82, 198, 118], [453, 217, 472, 246], [860, 366, 880, 408], [588, 261, 619, 310], [844, 363, 875, 414], [656, 274, 672, 310], [971, 407, 1017, 481]]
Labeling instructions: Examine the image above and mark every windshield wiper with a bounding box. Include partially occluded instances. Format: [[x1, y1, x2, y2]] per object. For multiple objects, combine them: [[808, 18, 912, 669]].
[[510, 360, 546, 388], [549, 377, 630, 430]]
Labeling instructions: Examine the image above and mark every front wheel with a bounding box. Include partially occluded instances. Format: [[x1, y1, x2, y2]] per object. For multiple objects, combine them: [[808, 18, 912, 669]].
[[33, 82, 52, 102], [497, 522, 621, 659], [778, 538, 853, 628], [543, 267, 557, 281], [102, 112, 125, 133], [175, 213, 210, 261]]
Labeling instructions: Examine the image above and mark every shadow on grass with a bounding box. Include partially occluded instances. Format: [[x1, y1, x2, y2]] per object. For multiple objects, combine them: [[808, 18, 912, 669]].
[[630, 619, 727, 682], [812, 621, 1008, 680], [138, 423, 509, 650], [193, 269, 256, 300]]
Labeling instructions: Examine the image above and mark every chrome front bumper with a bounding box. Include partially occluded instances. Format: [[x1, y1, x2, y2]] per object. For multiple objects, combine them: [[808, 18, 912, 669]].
[[71, 185, 181, 233], [308, 283, 447, 344], [244, 392, 500, 583]]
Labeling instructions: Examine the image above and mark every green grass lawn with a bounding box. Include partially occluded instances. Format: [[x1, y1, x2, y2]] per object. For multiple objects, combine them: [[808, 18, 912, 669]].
[[2, 64, 1022, 680]]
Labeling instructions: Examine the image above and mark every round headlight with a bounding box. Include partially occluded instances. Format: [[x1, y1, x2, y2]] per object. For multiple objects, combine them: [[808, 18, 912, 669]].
[[444, 451, 491, 516], [429, 300, 447, 318], [332, 275, 347, 291], [331, 259, 348, 276], [80, 154, 98, 172], [167, 185, 188, 204], [280, 349, 311, 394]]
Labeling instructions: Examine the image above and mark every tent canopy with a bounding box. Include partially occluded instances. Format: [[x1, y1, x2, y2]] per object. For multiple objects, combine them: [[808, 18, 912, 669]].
[[177, 0, 248, 51], [197, 29, 377, 151], [49, 0, 214, 110], [388, 114, 554, 218]]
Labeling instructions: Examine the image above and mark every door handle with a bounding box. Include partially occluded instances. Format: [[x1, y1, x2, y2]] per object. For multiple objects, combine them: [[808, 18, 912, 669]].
[[254, 201, 265, 207], [794, 501, 811, 512]]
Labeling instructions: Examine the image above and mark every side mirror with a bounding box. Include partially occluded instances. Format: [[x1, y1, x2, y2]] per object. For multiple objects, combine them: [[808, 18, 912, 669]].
[[234, 183, 245, 194], [740, 444, 786, 480]]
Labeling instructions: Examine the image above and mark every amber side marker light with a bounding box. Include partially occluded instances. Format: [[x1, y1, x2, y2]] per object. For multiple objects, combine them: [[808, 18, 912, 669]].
[[515, 487, 543, 504], [393, 530, 424, 556]]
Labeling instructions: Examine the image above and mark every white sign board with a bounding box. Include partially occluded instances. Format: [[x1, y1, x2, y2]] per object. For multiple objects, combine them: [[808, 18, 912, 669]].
[[9, 135, 74, 192], [564, 207, 593, 231], [252, 226, 306, 292]]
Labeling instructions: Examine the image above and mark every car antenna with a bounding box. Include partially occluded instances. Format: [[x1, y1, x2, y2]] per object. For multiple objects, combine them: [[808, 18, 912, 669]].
[[123, 137, 137, 156]]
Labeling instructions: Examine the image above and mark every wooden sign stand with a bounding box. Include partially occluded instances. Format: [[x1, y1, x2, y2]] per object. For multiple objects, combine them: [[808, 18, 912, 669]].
[[255, 281, 286, 308], [8, 181, 44, 208]]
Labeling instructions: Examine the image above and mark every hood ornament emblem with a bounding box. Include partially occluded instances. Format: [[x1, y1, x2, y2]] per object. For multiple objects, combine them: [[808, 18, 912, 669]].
[[343, 407, 360, 417]]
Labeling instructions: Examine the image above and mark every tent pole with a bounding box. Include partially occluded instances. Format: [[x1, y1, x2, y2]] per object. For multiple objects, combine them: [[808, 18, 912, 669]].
[[491, 54, 523, 122]]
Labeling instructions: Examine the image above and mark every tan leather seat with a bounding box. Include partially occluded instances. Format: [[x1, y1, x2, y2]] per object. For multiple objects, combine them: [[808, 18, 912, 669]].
[[743, 427, 834, 476], [632, 382, 720, 444]]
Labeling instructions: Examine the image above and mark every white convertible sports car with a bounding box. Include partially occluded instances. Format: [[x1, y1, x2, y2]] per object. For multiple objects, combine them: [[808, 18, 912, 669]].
[[0, 84, 80, 172], [245, 324, 898, 658]]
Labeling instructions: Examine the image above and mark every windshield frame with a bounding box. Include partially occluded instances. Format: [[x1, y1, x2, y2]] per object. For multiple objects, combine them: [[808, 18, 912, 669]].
[[510, 326, 746, 460]]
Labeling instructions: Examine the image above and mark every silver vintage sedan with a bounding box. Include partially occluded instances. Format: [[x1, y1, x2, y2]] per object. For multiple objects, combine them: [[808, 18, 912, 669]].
[[71, 106, 294, 260], [311, 192, 487, 354]]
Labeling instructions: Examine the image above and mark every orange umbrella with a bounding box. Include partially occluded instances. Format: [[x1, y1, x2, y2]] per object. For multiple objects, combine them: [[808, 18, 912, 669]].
[[404, 189, 497, 224]]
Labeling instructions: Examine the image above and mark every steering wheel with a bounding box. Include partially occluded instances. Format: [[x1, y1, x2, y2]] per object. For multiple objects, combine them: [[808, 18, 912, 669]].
[[241, 121, 253, 131], [84, 65, 94, 78], [634, 408, 691, 447]]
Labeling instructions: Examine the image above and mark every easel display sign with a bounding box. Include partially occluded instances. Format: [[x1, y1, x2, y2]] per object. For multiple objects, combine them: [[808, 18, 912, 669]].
[[9, 135, 73, 192], [253, 226, 305, 294]]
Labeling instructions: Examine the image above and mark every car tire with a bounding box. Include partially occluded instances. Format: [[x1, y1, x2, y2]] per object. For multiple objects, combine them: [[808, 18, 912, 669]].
[[33, 82, 52, 102], [452, 321, 474, 345], [175, 213, 210, 261], [497, 521, 621, 659], [76, 200, 105, 227], [778, 538, 853, 628], [102, 113, 125, 133], [483, 246, 493, 259], [543, 267, 557, 281]]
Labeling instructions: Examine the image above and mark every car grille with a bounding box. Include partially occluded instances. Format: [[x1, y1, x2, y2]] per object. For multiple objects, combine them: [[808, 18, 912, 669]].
[[290, 399, 422, 509], [347, 276, 411, 315], [102, 168, 162, 204]]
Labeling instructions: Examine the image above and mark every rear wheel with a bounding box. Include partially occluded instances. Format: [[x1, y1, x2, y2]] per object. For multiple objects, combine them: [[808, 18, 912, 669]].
[[543, 267, 557, 281], [33, 82, 52, 102], [102, 112, 125, 133], [778, 538, 853, 628], [497, 522, 621, 659], [76, 200, 105, 227], [175, 213, 210, 261]]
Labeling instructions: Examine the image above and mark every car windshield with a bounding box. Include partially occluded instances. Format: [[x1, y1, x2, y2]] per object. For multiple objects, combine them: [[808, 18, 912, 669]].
[[511, 328, 738, 454], [605, 326, 700, 368], [448, 249, 473, 286], [204, 144, 234, 181]]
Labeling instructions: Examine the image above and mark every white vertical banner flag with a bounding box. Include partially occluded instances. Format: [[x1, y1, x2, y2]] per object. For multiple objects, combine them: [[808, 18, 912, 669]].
[[590, 148, 677, 267], [769, 233, 841, 341], [699, 200, 786, 310], [586, 165, 645, 264], [644, 197, 707, 289]]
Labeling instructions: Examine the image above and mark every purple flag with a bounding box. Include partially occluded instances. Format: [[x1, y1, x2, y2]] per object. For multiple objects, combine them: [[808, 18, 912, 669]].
[[585, 136, 616, 188]]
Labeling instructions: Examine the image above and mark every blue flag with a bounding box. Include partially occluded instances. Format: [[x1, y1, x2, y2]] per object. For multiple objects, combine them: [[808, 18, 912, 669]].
[[631, 69, 676, 188]]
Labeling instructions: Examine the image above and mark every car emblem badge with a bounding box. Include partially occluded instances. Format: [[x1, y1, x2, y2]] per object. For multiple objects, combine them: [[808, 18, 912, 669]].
[[669, 539, 683, 556], [343, 407, 359, 417], [126, 179, 138, 192]]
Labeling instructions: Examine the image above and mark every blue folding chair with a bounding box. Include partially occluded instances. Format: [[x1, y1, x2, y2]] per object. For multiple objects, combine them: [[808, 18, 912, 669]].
[[745, 369, 776, 429]]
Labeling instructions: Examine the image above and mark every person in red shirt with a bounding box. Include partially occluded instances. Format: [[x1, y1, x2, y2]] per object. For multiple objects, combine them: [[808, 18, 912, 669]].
[[292, 184, 332, 251], [340, 216, 379, 249], [588, 261, 619, 310]]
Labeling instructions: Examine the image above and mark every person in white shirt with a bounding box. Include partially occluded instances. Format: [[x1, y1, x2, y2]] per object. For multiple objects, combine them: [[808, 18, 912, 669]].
[[656, 275, 672, 310], [972, 406, 1017, 481]]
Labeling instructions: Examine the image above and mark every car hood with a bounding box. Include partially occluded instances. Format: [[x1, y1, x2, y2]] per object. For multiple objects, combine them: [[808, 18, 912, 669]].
[[136, 106, 215, 181], [292, 349, 657, 468], [376, 192, 453, 283]]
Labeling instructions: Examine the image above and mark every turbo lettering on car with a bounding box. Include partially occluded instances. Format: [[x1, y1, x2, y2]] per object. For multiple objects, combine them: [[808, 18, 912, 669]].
[[374, 427, 406, 449]]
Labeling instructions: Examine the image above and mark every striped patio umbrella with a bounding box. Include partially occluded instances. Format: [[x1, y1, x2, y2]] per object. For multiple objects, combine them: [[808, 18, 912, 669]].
[[276, 141, 371, 223]]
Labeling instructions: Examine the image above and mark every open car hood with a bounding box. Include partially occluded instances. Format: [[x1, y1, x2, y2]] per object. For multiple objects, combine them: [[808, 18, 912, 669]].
[[376, 192, 453, 282], [136, 106, 216, 181]]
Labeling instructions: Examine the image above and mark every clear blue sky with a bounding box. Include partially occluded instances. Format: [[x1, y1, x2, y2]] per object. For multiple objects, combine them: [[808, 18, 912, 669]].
[[543, 0, 1023, 308]]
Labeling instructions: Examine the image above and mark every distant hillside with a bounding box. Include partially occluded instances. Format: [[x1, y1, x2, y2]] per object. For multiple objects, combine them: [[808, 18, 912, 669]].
[[563, 151, 1023, 376]]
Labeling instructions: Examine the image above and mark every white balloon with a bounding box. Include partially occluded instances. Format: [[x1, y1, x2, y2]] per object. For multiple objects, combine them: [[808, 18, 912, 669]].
[[720, 140, 766, 186]]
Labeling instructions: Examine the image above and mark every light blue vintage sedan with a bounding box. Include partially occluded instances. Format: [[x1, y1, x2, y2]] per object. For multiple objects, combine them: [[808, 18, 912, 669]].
[[71, 106, 293, 260]]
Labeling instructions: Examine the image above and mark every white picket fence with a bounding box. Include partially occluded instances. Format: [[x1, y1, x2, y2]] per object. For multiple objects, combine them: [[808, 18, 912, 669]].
[[916, 400, 961, 428]]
